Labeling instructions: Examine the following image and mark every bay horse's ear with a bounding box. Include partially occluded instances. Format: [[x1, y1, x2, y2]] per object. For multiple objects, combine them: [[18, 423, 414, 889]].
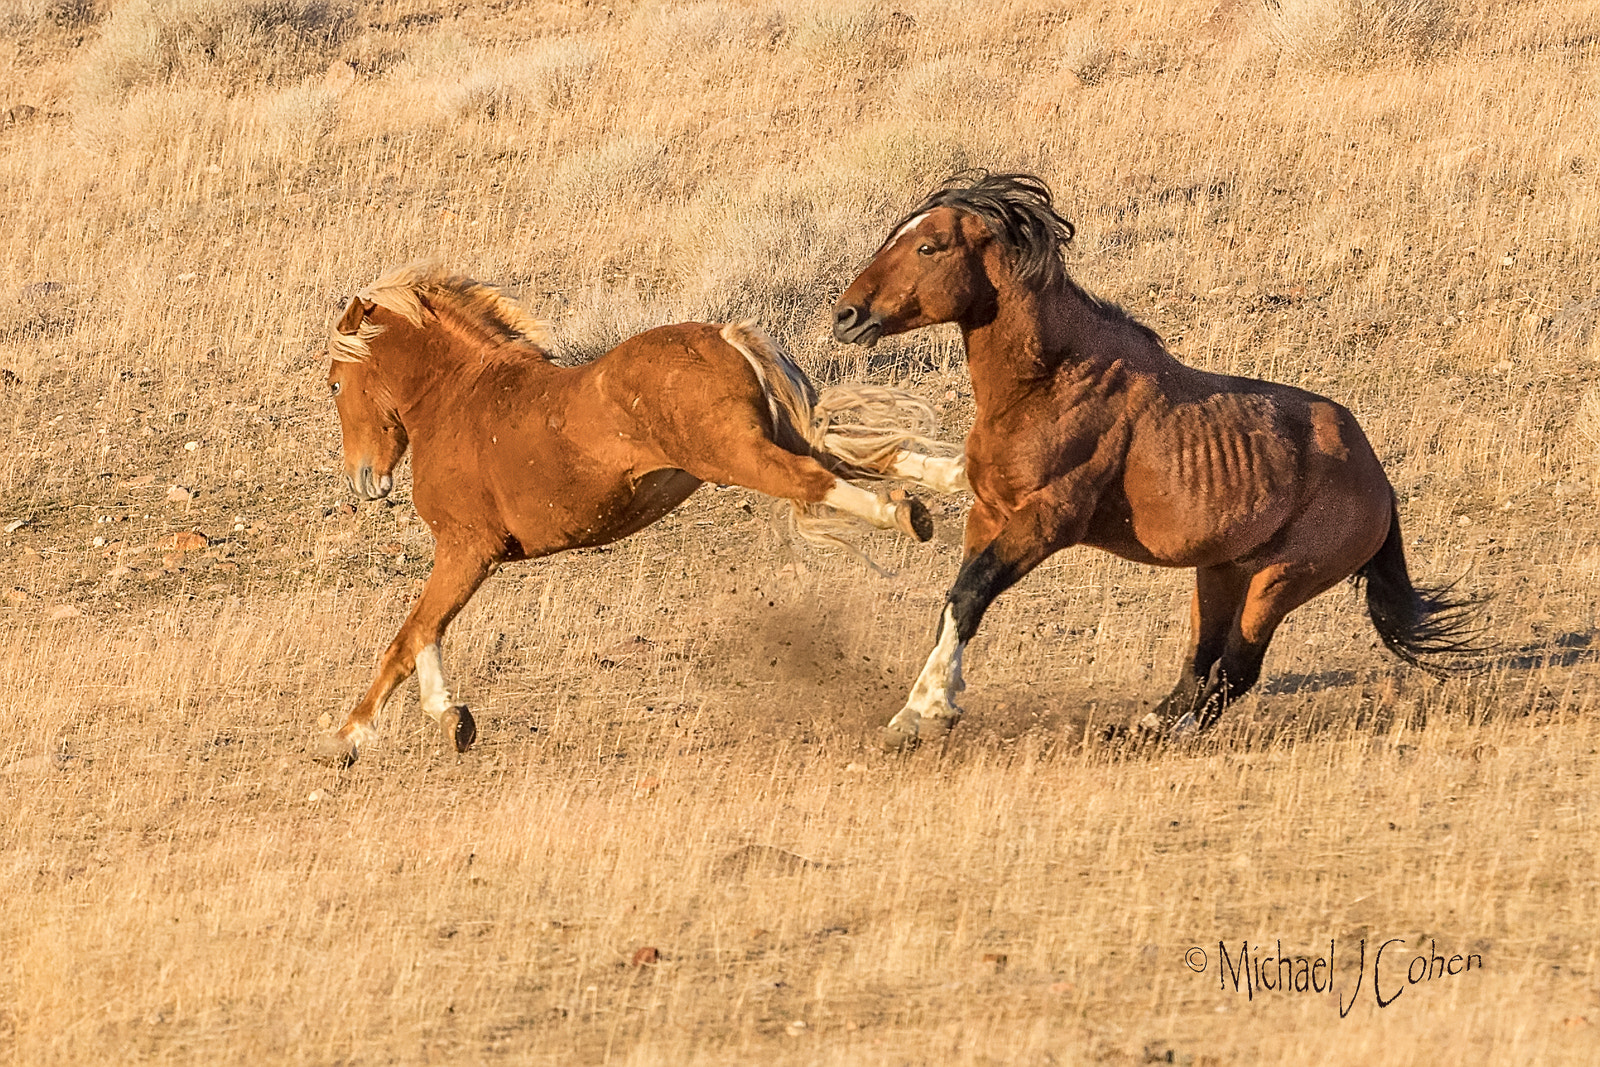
[[335, 296, 367, 337]]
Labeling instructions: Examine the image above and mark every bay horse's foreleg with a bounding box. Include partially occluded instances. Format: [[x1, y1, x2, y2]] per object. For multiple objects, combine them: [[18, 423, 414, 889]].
[[884, 497, 1072, 749], [316, 546, 497, 765]]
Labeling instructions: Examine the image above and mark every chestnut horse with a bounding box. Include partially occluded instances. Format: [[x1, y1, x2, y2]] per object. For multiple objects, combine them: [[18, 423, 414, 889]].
[[834, 172, 1477, 748], [320, 264, 966, 764]]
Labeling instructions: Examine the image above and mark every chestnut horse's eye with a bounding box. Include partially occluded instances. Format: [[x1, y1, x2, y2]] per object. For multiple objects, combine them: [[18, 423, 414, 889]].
[[917, 243, 936, 257], [330, 381, 342, 397]]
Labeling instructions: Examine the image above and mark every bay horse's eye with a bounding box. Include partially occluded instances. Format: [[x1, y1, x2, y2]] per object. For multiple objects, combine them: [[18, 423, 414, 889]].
[[917, 243, 936, 257]]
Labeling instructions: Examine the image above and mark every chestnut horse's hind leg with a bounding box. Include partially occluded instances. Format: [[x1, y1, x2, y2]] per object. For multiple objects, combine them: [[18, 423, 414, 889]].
[[692, 437, 934, 542], [315, 544, 496, 765], [821, 437, 970, 496]]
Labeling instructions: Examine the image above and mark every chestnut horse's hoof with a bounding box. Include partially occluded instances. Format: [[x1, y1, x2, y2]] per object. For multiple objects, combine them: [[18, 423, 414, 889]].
[[440, 705, 476, 753], [888, 489, 934, 543], [313, 731, 360, 767]]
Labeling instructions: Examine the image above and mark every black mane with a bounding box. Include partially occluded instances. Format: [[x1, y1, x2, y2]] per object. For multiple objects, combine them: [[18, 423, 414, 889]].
[[891, 170, 1076, 287]]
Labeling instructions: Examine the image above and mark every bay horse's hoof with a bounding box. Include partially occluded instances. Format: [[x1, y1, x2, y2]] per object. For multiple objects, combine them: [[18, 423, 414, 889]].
[[880, 709, 958, 751], [312, 731, 359, 767], [887, 489, 934, 542], [440, 705, 476, 753], [880, 724, 920, 752]]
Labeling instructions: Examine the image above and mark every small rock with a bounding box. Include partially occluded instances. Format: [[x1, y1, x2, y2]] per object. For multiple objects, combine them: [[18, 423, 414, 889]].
[[176, 273, 198, 283], [183, 440, 199, 451], [308, 790, 323, 803], [631, 946, 660, 966], [784, 1020, 808, 1036], [4, 587, 32, 604], [981, 952, 1008, 973], [166, 485, 195, 502], [3, 519, 27, 533], [49, 604, 82, 620]]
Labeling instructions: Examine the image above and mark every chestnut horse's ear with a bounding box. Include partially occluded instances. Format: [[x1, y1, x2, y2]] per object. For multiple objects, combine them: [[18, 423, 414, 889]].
[[335, 296, 367, 336]]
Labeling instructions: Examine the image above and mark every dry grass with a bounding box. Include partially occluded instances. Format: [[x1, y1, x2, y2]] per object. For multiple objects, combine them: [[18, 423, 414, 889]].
[[2, 0, 1598, 1061]]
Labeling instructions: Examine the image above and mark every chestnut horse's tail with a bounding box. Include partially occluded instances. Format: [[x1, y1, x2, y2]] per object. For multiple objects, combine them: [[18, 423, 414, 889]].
[[1357, 498, 1483, 676], [719, 321, 955, 556]]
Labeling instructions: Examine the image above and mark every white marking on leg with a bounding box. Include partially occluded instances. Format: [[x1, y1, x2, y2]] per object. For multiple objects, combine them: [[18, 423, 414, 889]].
[[887, 605, 965, 737], [342, 721, 380, 749], [885, 450, 970, 494], [415, 643, 454, 723], [821, 479, 898, 530]]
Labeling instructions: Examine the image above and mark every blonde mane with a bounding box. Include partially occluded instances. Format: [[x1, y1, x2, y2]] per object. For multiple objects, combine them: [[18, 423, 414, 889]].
[[330, 262, 553, 363]]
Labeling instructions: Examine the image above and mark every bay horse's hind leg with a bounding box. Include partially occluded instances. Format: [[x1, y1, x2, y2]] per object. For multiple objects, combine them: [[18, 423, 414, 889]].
[[1147, 561, 1349, 738], [1144, 566, 1250, 736], [314, 544, 496, 765]]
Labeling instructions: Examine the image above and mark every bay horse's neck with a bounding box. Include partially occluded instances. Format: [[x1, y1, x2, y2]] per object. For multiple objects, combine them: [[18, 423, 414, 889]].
[[960, 270, 1098, 412]]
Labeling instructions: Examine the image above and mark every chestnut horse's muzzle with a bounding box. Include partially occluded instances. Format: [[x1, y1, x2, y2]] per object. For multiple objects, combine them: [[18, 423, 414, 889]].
[[348, 464, 394, 500], [832, 303, 884, 348]]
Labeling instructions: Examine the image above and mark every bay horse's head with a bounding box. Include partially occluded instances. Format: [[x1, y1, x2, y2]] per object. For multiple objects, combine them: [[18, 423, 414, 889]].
[[327, 295, 409, 500], [833, 171, 1075, 347]]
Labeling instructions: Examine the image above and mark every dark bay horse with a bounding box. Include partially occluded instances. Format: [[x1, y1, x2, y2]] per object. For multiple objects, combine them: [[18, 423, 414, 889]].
[[833, 172, 1477, 748], [320, 264, 966, 764]]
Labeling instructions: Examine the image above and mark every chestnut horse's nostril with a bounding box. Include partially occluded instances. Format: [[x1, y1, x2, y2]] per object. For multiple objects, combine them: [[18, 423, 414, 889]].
[[835, 305, 861, 328]]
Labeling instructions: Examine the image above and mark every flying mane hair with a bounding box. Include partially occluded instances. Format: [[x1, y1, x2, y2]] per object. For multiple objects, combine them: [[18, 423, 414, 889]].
[[330, 262, 552, 363], [890, 170, 1077, 289]]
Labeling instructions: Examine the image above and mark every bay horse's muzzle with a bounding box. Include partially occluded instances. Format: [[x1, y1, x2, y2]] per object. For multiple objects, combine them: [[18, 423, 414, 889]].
[[348, 464, 394, 500], [832, 303, 884, 348]]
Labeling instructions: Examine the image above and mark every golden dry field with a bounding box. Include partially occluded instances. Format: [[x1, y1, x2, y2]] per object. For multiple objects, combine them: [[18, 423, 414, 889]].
[[2, 0, 1599, 1062]]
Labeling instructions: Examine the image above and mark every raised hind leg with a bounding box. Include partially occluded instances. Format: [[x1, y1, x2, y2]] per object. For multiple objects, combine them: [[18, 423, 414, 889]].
[[820, 435, 970, 496], [687, 436, 934, 542], [316, 542, 497, 765]]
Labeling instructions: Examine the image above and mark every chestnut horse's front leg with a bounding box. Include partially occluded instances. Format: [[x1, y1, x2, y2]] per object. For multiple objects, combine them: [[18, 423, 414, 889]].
[[316, 541, 499, 765]]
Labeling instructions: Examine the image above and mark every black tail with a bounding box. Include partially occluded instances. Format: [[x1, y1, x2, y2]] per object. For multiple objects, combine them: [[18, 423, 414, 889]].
[[1358, 499, 1483, 676]]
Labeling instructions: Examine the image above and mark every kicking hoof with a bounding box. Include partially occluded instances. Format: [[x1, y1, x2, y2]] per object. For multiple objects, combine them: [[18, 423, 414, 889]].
[[440, 705, 476, 753], [888, 489, 934, 543], [312, 731, 359, 768]]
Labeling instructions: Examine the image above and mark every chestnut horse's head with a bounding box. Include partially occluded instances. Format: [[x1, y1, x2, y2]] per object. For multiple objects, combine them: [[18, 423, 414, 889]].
[[328, 296, 409, 500], [833, 171, 1075, 347]]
